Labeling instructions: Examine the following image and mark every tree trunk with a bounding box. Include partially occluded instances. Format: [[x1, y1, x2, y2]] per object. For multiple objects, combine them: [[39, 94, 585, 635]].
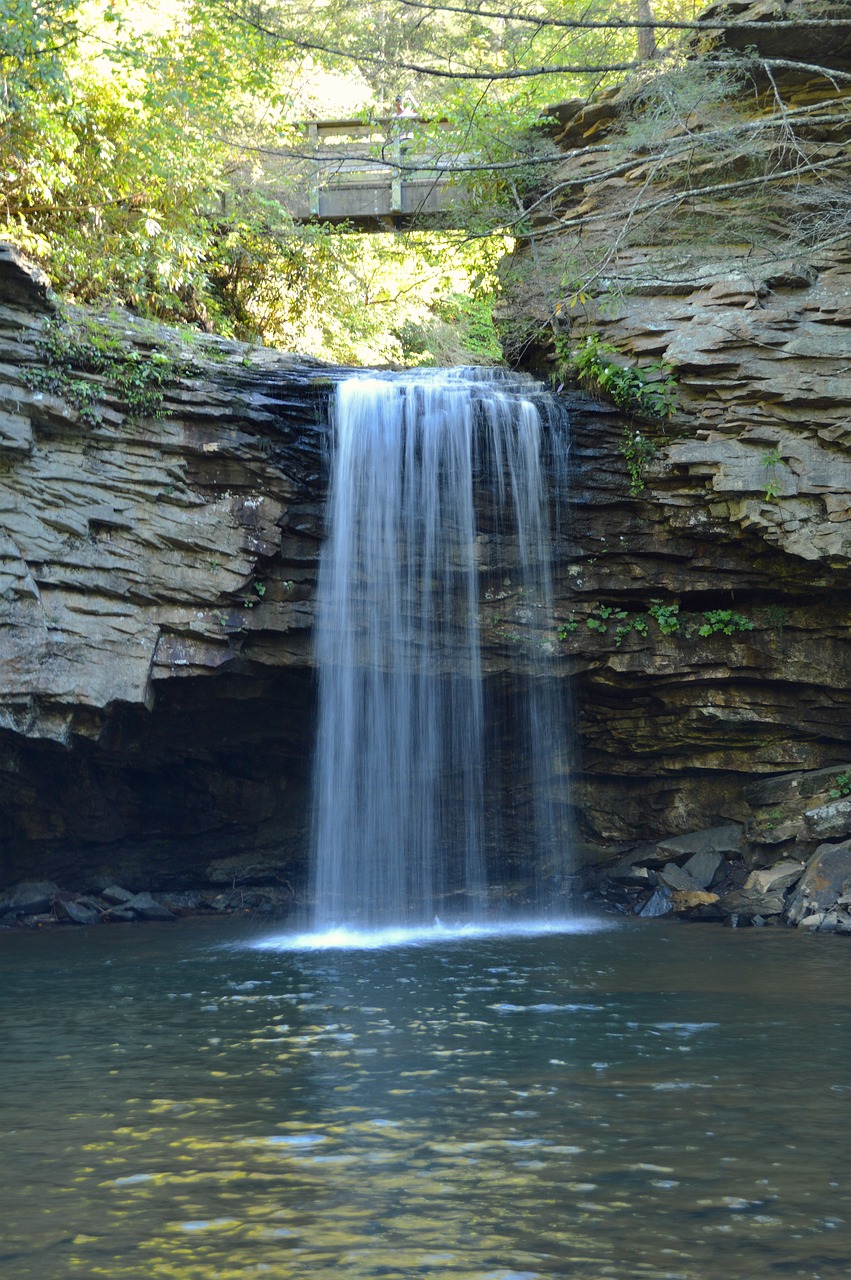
[[637, 0, 657, 60]]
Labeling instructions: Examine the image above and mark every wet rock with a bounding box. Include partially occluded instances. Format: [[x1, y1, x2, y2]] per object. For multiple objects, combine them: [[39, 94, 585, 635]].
[[681, 850, 727, 891], [158, 890, 206, 913], [204, 854, 297, 887], [658, 863, 701, 892], [62, 899, 102, 926], [716, 887, 786, 919], [743, 860, 804, 896], [122, 891, 177, 921], [101, 885, 135, 905], [105, 904, 139, 922], [0, 880, 60, 917], [637, 887, 673, 918], [785, 840, 851, 926], [819, 910, 851, 935], [654, 826, 744, 866]]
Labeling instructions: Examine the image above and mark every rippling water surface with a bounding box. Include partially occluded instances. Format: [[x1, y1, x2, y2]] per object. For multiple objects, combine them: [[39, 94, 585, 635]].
[[2, 917, 849, 1279]]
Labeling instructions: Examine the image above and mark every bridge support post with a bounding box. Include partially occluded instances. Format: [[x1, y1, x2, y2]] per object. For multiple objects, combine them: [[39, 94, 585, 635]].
[[391, 137, 402, 216], [308, 123, 320, 217]]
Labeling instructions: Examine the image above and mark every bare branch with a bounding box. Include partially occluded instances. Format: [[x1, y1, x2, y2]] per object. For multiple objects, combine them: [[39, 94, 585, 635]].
[[523, 156, 849, 240], [203, 7, 851, 85], [395, 0, 851, 35]]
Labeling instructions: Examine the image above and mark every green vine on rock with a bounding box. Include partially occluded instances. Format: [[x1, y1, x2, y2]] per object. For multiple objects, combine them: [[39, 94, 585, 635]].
[[558, 334, 677, 495], [23, 315, 189, 426]]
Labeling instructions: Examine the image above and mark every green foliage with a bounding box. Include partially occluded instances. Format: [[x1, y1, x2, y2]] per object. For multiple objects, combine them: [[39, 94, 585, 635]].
[[569, 335, 678, 423], [621, 428, 658, 496], [697, 610, 754, 637], [1, 0, 768, 366], [761, 447, 787, 502], [559, 597, 759, 646], [829, 771, 851, 800], [648, 600, 681, 635], [761, 604, 790, 635], [614, 615, 649, 647], [23, 315, 186, 424], [557, 334, 676, 494]]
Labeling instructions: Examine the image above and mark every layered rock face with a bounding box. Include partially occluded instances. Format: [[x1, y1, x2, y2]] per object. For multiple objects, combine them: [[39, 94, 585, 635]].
[[0, 245, 332, 892], [499, 3, 851, 892]]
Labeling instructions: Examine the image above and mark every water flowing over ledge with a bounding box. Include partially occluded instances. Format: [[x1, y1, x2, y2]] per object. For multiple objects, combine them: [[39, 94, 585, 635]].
[[309, 368, 574, 932]]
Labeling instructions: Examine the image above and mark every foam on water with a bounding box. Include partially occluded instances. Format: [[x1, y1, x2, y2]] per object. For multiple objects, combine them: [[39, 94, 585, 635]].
[[251, 916, 613, 952]]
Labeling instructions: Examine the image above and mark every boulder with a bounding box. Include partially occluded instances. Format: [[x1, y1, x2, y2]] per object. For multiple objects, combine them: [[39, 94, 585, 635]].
[[785, 840, 851, 926], [0, 880, 60, 916], [637, 887, 673, 918], [658, 863, 701, 892], [62, 899, 101, 926], [681, 849, 727, 890], [743, 860, 804, 896], [803, 799, 851, 842], [654, 825, 744, 866], [670, 889, 721, 917], [122, 891, 177, 921], [716, 887, 786, 919], [101, 885, 135, 904]]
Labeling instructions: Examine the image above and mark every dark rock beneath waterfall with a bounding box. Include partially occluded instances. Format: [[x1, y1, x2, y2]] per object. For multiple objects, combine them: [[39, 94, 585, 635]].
[[101, 885, 135, 905], [605, 860, 657, 887], [655, 826, 745, 866], [121, 891, 177, 921], [61, 899, 102, 926], [717, 887, 786, 920], [785, 841, 851, 927], [0, 880, 60, 917], [638, 887, 673, 918]]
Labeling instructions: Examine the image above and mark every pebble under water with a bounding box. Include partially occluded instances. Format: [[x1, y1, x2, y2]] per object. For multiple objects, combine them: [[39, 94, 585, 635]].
[[1, 918, 850, 1279]]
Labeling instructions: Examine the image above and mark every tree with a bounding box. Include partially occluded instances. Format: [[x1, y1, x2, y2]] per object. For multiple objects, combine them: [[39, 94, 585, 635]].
[[1, 0, 847, 362]]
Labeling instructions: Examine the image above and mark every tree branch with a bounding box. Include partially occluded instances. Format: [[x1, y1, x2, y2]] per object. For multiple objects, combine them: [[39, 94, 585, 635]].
[[395, 0, 851, 36]]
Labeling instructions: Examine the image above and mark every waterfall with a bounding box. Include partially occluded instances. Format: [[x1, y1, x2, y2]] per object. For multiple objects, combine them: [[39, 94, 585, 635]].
[[310, 369, 572, 930]]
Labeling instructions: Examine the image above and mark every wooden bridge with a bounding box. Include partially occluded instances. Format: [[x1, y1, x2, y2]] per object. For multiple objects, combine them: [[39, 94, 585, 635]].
[[225, 117, 470, 230]]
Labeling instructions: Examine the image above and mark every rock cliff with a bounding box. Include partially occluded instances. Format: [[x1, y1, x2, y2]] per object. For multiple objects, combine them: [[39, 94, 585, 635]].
[[498, 1, 851, 904], [0, 243, 333, 891]]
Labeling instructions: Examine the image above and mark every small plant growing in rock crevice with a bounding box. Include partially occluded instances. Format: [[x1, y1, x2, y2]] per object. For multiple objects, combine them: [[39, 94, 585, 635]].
[[648, 600, 680, 635], [697, 609, 754, 637], [557, 334, 677, 495], [829, 771, 851, 799], [761, 447, 788, 502]]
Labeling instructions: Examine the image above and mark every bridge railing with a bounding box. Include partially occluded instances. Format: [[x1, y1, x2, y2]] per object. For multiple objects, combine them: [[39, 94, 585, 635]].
[[228, 117, 469, 227]]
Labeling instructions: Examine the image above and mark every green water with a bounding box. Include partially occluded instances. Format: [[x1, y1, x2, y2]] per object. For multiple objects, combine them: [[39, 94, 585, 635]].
[[1, 918, 849, 1279]]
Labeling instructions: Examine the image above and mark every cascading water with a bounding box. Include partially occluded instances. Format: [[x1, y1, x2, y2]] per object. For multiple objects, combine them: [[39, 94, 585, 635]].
[[310, 369, 572, 932]]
